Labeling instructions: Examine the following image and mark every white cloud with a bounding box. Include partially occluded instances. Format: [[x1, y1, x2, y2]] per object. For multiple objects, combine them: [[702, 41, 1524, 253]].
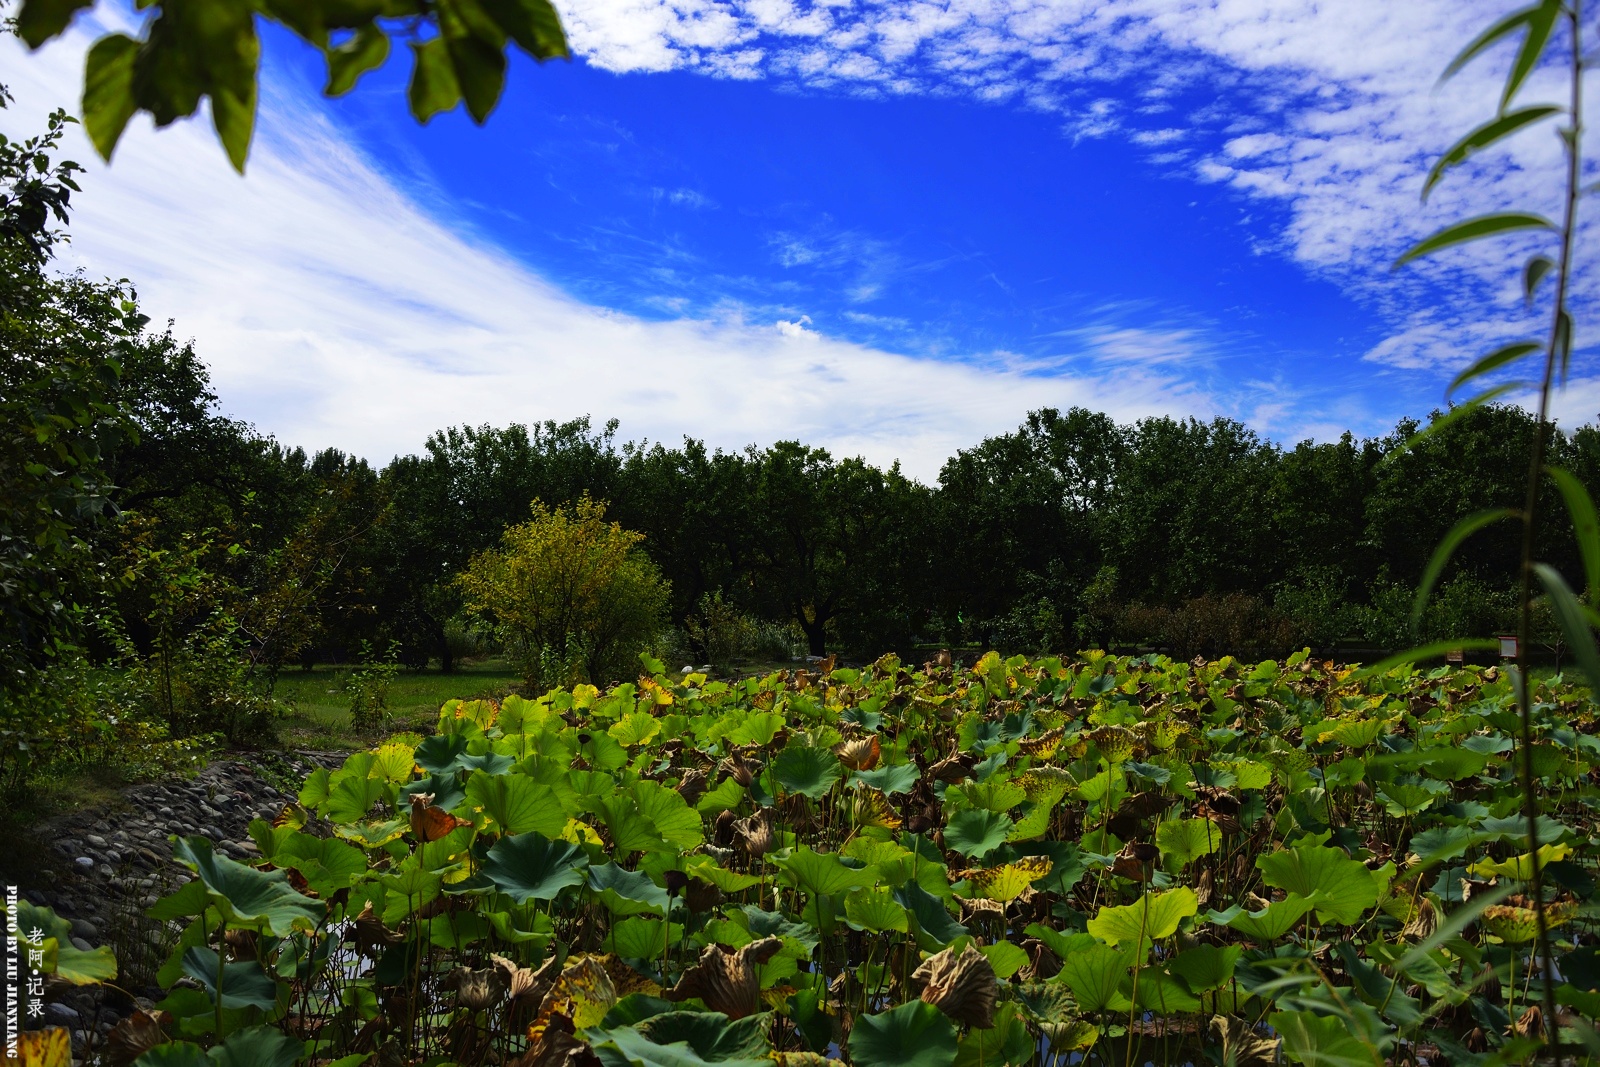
[[1, 25, 1212, 483], [556, 0, 1598, 378]]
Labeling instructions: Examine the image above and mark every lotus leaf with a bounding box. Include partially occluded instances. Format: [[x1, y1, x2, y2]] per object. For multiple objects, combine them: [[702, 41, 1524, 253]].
[[482, 831, 589, 902], [848, 1000, 958, 1067], [1257, 845, 1378, 925], [172, 837, 324, 936]]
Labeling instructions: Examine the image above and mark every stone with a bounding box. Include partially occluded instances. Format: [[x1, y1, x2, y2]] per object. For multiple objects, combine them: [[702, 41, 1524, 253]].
[[70, 936, 93, 952], [74, 857, 94, 871], [69, 918, 98, 941], [41, 1003, 80, 1027]]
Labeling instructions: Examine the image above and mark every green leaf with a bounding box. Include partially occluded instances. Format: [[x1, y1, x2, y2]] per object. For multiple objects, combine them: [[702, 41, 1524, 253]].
[[695, 777, 746, 814], [952, 1002, 1032, 1067], [774, 847, 874, 898], [853, 763, 919, 795], [1534, 563, 1600, 698], [894, 882, 968, 949], [1167, 944, 1242, 993], [771, 744, 842, 799], [604, 916, 680, 962], [325, 25, 390, 96], [844, 887, 908, 933], [610, 710, 662, 747], [848, 1000, 958, 1067], [81, 34, 140, 163], [631, 781, 703, 850], [1155, 818, 1223, 869], [408, 38, 463, 123], [324, 774, 386, 823], [439, 0, 509, 123], [415, 733, 471, 774], [1441, 3, 1537, 83], [1270, 1010, 1383, 1067], [1383, 384, 1525, 464], [276, 833, 367, 896], [1394, 212, 1554, 269], [1258, 846, 1378, 925], [1058, 942, 1132, 1013], [589, 862, 672, 917], [1548, 465, 1600, 606], [207, 1026, 305, 1067], [1086, 887, 1198, 957], [1412, 508, 1517, 626], [466, 770, 567, 837], [172, 837, 324, 936], [208, 23, 260, 173], [1525, 254, 1554, 305], [1424, 107, 1561, 199], [592, 1011, 771, 1067], [479, 0, 570, 58], [481, 831, 589, 902], [181, 947, 281, 1011], [1212, 894, 1318, 940], [17, 0, 94, 46], [943, 808, 1014, 860], [1499, 0, 1562, 110], [1447, 341, 1541, 400], [979, 940, 1029, 980]]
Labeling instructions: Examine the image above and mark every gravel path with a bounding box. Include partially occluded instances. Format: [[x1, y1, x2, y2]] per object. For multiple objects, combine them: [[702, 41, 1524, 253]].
[[21, 751, 344, 1063]]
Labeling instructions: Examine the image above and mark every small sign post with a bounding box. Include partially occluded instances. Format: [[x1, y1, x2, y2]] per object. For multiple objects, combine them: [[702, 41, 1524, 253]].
[[1446, 648, 1464, 664], [1498, 635, 1520, 659]]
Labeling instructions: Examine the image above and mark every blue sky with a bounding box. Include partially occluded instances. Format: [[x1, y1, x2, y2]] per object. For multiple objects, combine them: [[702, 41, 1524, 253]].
[[4, 0, 1595, 478]]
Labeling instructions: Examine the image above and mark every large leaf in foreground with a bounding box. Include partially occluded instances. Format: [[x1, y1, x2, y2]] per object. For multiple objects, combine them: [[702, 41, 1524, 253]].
[[1257, 845, 1378, 925], [849, 1000, 958, 1067], [172, 836, 324, 936]]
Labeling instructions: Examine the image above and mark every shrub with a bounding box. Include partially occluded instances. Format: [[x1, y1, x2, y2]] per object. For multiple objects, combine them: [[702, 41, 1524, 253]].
[[458, 497, 670, 690]]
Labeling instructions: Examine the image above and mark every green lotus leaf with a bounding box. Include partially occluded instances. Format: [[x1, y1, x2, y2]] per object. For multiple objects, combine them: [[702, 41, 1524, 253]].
[[181, 947, 282, 1011], [1124, 967, 1201, 1013], [1257, 846, 1378, 925], [852, 763, 919, 796], [482, 831, 589, 902], [380, 868, 442, 925], [844, 886, 908, 933], [943, 808, 1014, 860], [1155, 818, 1223, 869], [245, 818, 298, 862], [465, 770, 568, 837], [1318, 719, 1384, 749], [321, 774, 386, 824], [414, 733, 472, 775], [1209, 893, 1318, 941], [172, 837, 325, 936], [1376, 782, 1446, 817], [980, 940, 1029, 979], [684, 857, 761, 893], [631, 780, 704, 849], [135, 1027, 303, 1067], [1058, 942, 1132, 1014], [1167, 944, 1242, 993], [605, 916, 681, 961], [593, 793, 671, 854], [951, 778, 1026, 813], [774, 847, 875, 898], [695, 777, 746, 814], [1086, 887, 1197, 956], [592, 1010, 772, 1067], [276, 833, 367, 896], [610, 710, 662, 747], [895, 882, 968, 949], [952, 1003, 1032, 1067], [771, 744, 842, 799], [724, 711, 784, 746], [1270, 1010, 1381, 1067], [848, 1000, 958, 1067], [370, 741, 418, 783], [589, 862, 673, 917], [333, 819, 408, 849]]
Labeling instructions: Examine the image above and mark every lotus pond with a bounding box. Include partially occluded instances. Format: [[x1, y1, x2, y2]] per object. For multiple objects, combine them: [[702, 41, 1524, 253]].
[[19, 650, 1600, 1067]]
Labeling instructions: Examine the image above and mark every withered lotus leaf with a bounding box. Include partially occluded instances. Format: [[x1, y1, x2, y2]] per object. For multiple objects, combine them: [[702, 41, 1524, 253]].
[[913, 943, 997, 1029], [662, 937, 784, 1019], [834, 735, 882, 770], [106, 1010, 170, 1066]]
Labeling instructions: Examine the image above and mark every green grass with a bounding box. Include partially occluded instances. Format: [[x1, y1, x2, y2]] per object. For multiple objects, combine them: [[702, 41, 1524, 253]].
[[272, 659, 522, 748]]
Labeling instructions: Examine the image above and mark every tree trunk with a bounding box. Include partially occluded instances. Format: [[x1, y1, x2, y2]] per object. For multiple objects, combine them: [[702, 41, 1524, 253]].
[[429, 614, 454, 673], [797, 610, 828, 657]]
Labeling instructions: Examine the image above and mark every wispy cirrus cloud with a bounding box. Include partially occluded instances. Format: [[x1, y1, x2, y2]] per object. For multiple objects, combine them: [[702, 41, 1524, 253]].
[[558, 0, 1598, 377], [0, 20, 1217, 482]]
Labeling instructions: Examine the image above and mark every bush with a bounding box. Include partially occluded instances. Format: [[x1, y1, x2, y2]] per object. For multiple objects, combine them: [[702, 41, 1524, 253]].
[[458, 497, 670, 690], [346, 643, 401, 732], [1116, 593, 1304, 660]]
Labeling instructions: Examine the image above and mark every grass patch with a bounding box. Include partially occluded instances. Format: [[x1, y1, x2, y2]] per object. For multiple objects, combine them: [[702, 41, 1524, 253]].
[[271, 658, 522, 748]]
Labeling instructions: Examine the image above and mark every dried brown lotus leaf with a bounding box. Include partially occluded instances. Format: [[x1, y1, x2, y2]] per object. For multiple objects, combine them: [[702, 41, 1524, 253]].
[[493, 951, 559, 1006], [107, 1010, 171, 1066], [453, 964, 511, 1010], [353, 900, 403, 956], [662, 937, 783, 1020], [735, 811, 775, 857], [849, 787, 901, 830], [913, 943, 997, 1029], [928, 751, 977, 784], [834, 735, 882, 771], [676, 769, 708, 805], [1210, 1015, 1279, 1067]]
